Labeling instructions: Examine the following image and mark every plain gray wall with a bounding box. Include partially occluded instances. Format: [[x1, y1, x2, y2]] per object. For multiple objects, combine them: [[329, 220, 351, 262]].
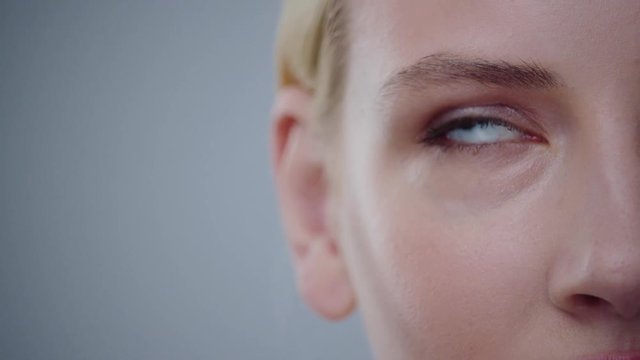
[[0, 1, 371, 359]]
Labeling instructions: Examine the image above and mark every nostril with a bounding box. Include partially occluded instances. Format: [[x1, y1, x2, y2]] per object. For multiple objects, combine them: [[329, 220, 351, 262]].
[[571, 294, 607, 309]]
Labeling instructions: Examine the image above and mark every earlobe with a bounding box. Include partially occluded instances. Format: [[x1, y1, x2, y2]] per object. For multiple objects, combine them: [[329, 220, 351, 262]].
[[298, 239, 356, 320], [271, 86, 355, 321]]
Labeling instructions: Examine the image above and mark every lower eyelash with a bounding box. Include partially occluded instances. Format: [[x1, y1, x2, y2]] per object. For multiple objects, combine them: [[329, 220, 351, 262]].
[[433, 142, 494, 154]]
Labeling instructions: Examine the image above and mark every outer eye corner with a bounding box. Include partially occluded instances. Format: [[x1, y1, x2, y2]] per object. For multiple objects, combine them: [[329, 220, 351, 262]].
[[524, 131, 549, 145]]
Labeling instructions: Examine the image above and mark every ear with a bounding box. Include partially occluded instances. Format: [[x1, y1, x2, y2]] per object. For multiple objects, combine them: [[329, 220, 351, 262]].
[[271, 86, 355, 321]]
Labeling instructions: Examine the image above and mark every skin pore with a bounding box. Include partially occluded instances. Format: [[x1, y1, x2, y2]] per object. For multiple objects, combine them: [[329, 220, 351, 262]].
[[272, 1, 640, 359]]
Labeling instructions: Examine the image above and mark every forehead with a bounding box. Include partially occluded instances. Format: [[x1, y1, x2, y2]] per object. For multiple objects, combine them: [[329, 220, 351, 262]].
[[346, 0, 640, 91]]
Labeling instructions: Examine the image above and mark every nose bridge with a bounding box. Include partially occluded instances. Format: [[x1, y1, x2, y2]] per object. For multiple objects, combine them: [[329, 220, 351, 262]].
[[584, 95, 640, 260]]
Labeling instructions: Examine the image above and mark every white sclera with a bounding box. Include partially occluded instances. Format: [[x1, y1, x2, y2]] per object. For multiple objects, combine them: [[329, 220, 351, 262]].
[[447, 122, 522, 144]]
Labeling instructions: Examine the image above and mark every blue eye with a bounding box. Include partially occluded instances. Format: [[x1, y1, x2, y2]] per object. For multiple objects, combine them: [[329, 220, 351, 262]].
[[424, 117, 527, 148], [446, 119, 522, 144]]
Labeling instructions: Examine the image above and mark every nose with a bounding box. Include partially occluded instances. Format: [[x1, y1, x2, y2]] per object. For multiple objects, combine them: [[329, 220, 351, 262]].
[[548, 129, 640, 320], [550, 241, 640, 319]]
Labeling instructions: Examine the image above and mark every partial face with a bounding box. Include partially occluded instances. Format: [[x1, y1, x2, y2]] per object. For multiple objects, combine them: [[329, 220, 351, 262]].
[[334, 1, 640, 358]]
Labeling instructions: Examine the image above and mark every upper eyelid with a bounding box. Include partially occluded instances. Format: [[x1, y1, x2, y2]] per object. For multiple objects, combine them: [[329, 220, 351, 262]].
[[431, 104, 528, 126], [425, 115, 523, 141], [426, 104, 546, 136]]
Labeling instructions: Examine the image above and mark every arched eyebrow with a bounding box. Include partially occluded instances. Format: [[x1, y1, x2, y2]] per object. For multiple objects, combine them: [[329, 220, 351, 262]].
[[379, 52, 564, 98]]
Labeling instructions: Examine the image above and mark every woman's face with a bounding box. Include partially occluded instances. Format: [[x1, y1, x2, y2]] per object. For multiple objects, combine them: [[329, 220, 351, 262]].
[[334, 1, 640, 358]]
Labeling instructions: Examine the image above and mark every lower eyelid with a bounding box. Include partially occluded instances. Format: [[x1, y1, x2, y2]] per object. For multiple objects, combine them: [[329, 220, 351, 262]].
[[434, 142, 544, 163], [437, 142, 495, 154], [425, 132, 546, 157]]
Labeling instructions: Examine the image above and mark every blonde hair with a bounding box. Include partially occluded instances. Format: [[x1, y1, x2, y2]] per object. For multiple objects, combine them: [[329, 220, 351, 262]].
[[276, 0, 347, 135]]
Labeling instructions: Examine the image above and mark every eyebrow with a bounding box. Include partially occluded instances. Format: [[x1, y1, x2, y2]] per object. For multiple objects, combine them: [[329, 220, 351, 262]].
[[380, 53, 563, 98]]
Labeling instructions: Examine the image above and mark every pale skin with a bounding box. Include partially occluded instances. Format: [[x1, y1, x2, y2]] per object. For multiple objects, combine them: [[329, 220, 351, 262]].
[[272, 1, 640, 359]]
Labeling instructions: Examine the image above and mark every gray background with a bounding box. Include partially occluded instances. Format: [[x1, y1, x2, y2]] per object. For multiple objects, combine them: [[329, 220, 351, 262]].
[[0, 1, 370, 359]]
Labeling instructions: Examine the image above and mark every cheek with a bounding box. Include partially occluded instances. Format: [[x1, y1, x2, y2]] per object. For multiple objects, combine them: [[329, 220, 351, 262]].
[[339, 140, 554, 356]]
